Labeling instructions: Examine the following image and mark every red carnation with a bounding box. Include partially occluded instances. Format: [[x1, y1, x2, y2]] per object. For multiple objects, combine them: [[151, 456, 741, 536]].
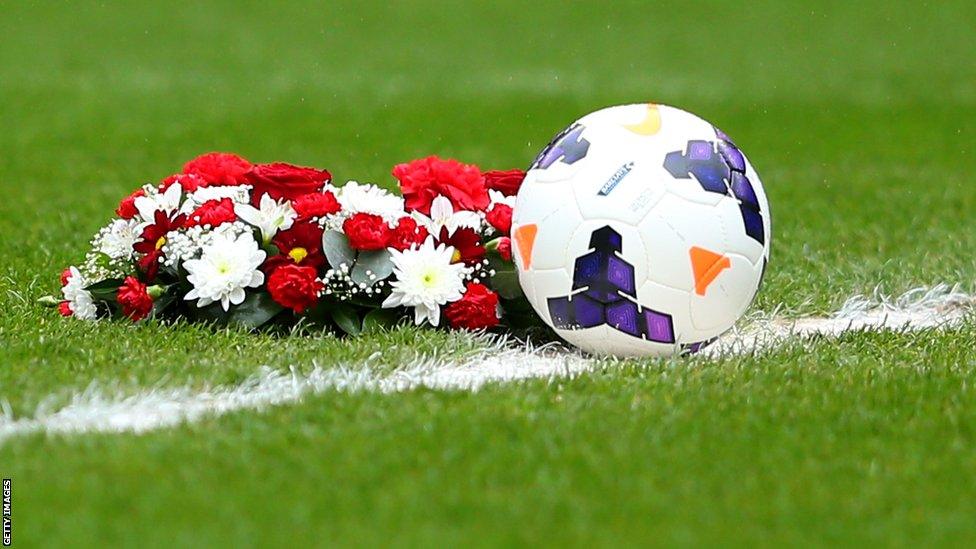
[[292, 191, 340, 220], [486, 203, 513, 234], [244, 162, 331, 204], [392, 156, 489, 215], [444, 282, 500, 330], [186, 198, 237, 228], [496, 236, 512, 262], [437, 226, 485, 265], [58, 301, 73, 317], [60, 268, 73, 287], [267, 264, 324, 314], [116, 276, 154, 321], [484, 169, 525, 196], [182, 152, 253, 186], [389, 216, 429, 251], [343, 212, 392, 251], [116, 189, 145, 220], [264, 221, 326, 272]]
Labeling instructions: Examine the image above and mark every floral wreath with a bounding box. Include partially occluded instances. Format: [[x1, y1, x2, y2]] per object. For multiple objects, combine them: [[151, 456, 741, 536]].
[[43, 153, 541, 335]]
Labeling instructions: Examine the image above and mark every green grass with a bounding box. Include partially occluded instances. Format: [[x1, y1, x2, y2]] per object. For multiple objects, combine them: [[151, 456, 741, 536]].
[[1, 0, 975, 546]]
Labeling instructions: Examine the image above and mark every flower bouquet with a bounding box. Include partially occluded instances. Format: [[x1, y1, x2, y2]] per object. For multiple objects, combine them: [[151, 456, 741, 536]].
[[46, 153, 541, 334]]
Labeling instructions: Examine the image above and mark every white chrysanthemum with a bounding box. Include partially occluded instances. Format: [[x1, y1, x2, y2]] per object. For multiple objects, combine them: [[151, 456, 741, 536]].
[[382, 237, 466, 326], [235, 193, 296, 243], [92, 219, 141, 261], [134, 182, 183, 222], [61, 266, 98, 320], [336, 180, 405, 221], [187, 184, 252, 207], [412, 195, 482, 236], [183, 232, 266, 311]]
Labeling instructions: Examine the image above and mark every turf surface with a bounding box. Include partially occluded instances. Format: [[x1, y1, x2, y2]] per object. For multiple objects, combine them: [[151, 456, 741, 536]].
[[1, 0, 975, 545]]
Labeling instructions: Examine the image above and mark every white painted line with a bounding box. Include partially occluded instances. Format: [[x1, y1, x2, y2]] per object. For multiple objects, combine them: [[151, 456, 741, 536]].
[[704, 284, 973, 356], [0, 285, 971, 443]]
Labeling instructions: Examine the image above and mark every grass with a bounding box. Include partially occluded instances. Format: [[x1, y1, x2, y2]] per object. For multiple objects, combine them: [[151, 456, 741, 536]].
[[1, 0, 975, 545]]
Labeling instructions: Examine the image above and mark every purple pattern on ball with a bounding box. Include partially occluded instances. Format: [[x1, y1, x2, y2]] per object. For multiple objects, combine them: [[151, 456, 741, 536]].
[[644, 310, 675, 344], [531, 124, 591, 170], [606, 301, 640, 336], [572, 293, 604, 328], [546, 226, 676, 345], [663, 128, 765, 245]]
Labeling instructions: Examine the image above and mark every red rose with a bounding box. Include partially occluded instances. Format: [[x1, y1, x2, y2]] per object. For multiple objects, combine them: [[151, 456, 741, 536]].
[[392, 156, 489, 215], [486, 203, 513, 234], [484, 169, 525, 196], [496, 236, 512, 262], [186, 198, 237, 228], [116, 276, 154, 321], [116, 189, 145, 220], [389, 216, 429, 251], [343, 212, 392, 251], [437, 226, 485, 265], [264, 221, 326, 272], [267, 264, 324, 313], [444, 282, 500, 330], [182, 152, 253, 185], [160, 173, 207, 193], [58, 301, 73, 317], [244, 162, 332, 204], [292, 191, 340, 219]]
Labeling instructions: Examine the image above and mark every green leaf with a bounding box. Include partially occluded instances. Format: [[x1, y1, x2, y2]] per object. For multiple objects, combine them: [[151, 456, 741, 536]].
[[150, 294, 177, 318], [330, 304, 362, 336], [487, 256, 523, 300], [322, 230, 355, 270], [361, 307, 401, 333], [350, 249, 394, 286], [84, 278, 125, 300], [37, 295, 60, 307], [188, 292, 285, 329]]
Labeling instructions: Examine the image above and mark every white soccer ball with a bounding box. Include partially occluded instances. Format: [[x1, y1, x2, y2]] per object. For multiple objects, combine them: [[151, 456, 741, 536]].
[[511, 104, 771, 357]]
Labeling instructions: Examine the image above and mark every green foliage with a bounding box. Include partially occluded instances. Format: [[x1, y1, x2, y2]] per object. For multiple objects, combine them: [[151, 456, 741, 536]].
[[322, 229, 355, 269], [186, 292, 285, 329], [350, 249, 394, 286], [329, 303, 362, 336]]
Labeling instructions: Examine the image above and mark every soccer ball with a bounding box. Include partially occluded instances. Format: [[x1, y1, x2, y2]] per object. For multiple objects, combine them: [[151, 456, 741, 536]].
[[511, 104, 771, 357]]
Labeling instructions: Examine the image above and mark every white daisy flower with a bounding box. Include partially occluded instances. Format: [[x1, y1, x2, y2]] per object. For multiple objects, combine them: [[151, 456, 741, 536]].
[[234, 193, 296, 243], [61, 266, 98, 320], [335, 180, 405, 222], [134, 182, 183, 222], [92, 219, 141, 261], [183, 231, 266, 311], [412, 195, 482, 236], [382, 237, 467, 326]]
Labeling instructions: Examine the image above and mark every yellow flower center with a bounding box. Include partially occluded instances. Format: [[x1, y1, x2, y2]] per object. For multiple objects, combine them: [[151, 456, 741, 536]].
[[421, 270, 438, 288], [288, 247, 308, 263], [155, 236, 167, 250]]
